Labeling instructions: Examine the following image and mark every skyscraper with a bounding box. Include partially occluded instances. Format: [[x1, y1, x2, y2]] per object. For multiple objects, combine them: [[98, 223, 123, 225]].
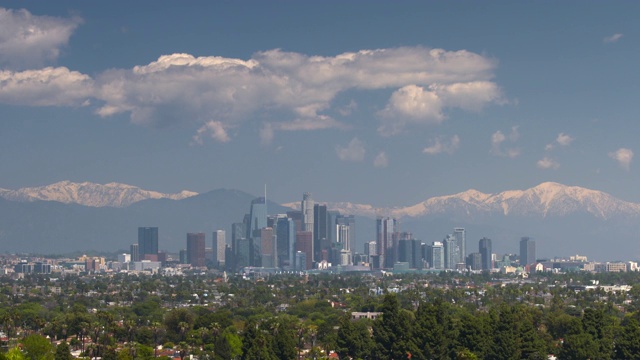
[[187, 232, 206, 267], [453, 227, 466, 264], [376, 217, 398, 269], [138, 227, 158, 259], [479, 237, 492, 270], [520, 237, 536, 267], [130, 243, 139, 262], [212, 230, 226, 267], [276, 216, 296, 269], [443, 234, 459, 269], [296, 231, 313, 270], [313, 204, 329, 261], [301, 193, 314, 260], [248, 197, 267, 267], [428, 241, 444, 269], [260, 227, 276, 268]]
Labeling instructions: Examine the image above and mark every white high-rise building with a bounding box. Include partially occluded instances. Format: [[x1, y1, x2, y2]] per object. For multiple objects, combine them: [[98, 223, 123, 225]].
[[301, 193, 314, 259], [212, 230, 226, 266], [453, 228, 466, 265]]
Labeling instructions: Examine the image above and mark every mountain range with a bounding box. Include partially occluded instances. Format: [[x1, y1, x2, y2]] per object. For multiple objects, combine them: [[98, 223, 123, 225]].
[[1, 181, 639, 261]]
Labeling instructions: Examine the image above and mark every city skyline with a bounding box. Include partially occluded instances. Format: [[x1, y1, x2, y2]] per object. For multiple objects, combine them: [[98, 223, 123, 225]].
[[1, 2, 640, 207]]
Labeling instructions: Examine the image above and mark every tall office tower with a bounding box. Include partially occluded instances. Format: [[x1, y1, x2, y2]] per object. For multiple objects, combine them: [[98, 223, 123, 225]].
[[313, 204, 329, 261], [295, 231, 313, 270], [398, 240, 412, 265], [327, 211, 341, 243], [277, 217, 296, 269], [235, 238, 251, 269], [520, 237, 536, 267], [443, 234, 459, 269], [336, 224, 352, 265], [247, 197, 267, 267], [301, 193, 314, 259], [231, 222, 246, 270], [130, 244, 139, 262], [138, 227, 159, 259], [365, 241, 377, 256], [466, 252, 483, 271], [212, 230, 226, 267], [260, 227, 276, 268], [429, 241, 444, 270], [186, 233, 206, 267], [453, 228, 466, 264], [479, 237, 493, 270], [336, 215, 356, 249], [376, 217, 398, 269], [410, 239, 423, 269]]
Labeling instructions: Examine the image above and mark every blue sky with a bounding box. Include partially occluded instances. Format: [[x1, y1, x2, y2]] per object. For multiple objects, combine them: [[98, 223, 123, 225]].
[[1, 1, 639, 206]]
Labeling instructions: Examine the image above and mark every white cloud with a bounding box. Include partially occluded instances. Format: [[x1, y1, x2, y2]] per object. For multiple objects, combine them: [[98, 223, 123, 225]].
[[373, 151, 389, 168], [545, 132, 574, 151], [336, 138, 365, 162], [556, 133, 574, 146], [490, 127, 520, 158], [0, 67, 93, 106], [192, 121, 230, 144], [338, 100, 358, 116], [423, 135, 460, 155], [0, 46, 500, 141], [0, 7, 82, 69], [537, 157, 560, 169], [259, 123, 274, 145], [604, 33, 623, 43], [378, 82, 502, 136], [609, 148, 633, 170]]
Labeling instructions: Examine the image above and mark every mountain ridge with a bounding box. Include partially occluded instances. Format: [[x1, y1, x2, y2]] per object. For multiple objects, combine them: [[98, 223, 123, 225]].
[[284, 182, 640, 220], [0, 180, 198, 207]]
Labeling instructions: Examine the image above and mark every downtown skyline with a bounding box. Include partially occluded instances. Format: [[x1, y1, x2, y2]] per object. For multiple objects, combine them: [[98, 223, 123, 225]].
[[1, 1, 640, 208]]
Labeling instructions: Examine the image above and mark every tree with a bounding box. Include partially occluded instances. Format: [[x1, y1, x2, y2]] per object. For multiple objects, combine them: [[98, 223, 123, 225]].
[[22, 334, 54, 360], [54, 342, 73, 360], [372, 293, 417, 359], [241, 322, 276, 360], [615, 317, 640, 359]]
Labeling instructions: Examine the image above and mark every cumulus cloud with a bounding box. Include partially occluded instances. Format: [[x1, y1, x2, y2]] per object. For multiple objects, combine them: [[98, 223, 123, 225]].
[[537, 157, 560, 169], [490, 127, 520, 158], [192, 121, 230, 144], [545, 132, 574, 151], [609, 148, 633, 170], [0, 67, 93, 106], [373, 151, 389, 168], [0, 46, 501, 141], [604, 33, 623, 43], [0, 7, 82, 69], [378, 81, 501, 136], [336, 138, 365, 162], [423, 135, 460, 155]]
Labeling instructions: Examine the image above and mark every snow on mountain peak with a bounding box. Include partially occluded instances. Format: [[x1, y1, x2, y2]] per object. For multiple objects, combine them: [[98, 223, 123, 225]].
[[309, 182, 640, 220], [0, 181, 198, 207]]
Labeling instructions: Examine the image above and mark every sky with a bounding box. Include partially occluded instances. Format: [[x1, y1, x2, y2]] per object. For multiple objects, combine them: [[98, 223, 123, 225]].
[[1, 1, 640, 207]]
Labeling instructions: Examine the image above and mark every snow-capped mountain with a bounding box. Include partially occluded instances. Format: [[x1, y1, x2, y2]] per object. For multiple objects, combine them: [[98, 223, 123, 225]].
[[0, 181, 198, 207], [286, 182, 640, 220]]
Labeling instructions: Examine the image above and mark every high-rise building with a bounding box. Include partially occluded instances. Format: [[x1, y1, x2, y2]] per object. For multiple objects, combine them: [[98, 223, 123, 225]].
[[479, 237, 493, 270], [466, 252, 482, 271], [138, 227, 158, 259], [428, 241, 444, 269], [296, 231, 313, 270], [520, 237, 536, 267], [212, 230, 226, 267], [260, 227, 276, 268], [301, 193, 314, 260], [453, 228, 466, 264], [247, 197, 267, 267], [130, 244, 139, 262], [276, 216, 296, 269], [187, 233, 206, 267], [313, 204, 329, 260], [443, 234, 459, 270], [376, 217, 398, 269]]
